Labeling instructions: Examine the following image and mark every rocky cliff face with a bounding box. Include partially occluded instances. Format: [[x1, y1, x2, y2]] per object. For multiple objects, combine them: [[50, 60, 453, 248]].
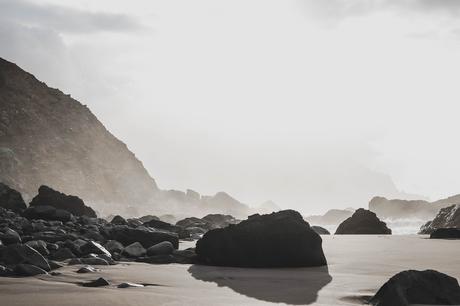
[[0, 57, 253, 218], [369, 195, 460, 220], [419, 204, 460, 234], [0, 57, 159, 214]]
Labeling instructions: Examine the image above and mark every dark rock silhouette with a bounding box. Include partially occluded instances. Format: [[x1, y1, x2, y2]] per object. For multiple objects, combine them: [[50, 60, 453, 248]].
[[0, 183, 26, 212], [195, 210, 327, 267], [430, 228, 460, 239], [369, 270, 460, 306], [29, 185, 96, 217], [311, 225, 330, 235], [420, 204, 460, 234], [188, 264, 332, 305], [335, 208, 391, 235]]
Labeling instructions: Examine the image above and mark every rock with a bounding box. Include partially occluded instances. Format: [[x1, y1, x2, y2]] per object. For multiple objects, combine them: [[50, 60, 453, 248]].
[[29, 185, 96, 218], [176, 217, 212, 231], [311, 226, 330, 235], [108, 225, 179, 249], [369, 270, 460, 306], [14, 264, 48, 276], [201, 214, 239, 229], [420, 204, 460, 234], [138, 215, 159, 223], [80, 241, 111, 257], [430, 228, 460, 239], [51, 248, 76, 261], [335, 208, 392, 235], [143, 219, 190, 239], [104, 240, 124, 254], [117, 282, 144, 288], [137, 254, 176, 264], [0, 265, 14, 277], [147, 241, 174, 256], [67, 258, 82, 265], [80, 257, 109, 265], [2, 244, 50, 271], [25, 240, 49, 256], [0, 228, 21, 244], [0, 183, 26, 212], [22, 205, 72, 222], [110, 215, 127, 225], [82, 277, 110, 287], [76, 266, 98, 273], [195, 210, 327, 267], [48, 260, 63, 270], [122, 242, 146, 257]]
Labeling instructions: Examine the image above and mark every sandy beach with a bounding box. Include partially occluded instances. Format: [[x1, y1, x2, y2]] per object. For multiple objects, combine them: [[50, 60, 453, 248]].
[[1, 235, 459, 306]]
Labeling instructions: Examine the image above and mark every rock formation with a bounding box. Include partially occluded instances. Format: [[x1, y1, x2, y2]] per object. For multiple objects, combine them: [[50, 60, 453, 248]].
[[369, 270, 460, 306], [419, 204, 460, 234], [305, 209, 354, 226], [335, 208, 391, 235], [195, 210, 327, 267]]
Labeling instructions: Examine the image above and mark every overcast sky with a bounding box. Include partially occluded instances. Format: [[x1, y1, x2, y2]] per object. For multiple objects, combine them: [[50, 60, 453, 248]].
[[2, 0, 460, 214]]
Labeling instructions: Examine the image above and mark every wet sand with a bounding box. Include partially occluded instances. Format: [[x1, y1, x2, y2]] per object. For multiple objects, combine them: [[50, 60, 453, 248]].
[[1, 235, 460, 306]]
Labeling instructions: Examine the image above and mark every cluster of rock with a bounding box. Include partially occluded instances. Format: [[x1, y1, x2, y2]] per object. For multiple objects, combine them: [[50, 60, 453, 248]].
[[335, 208, 392, 235], [0, 183, 199, 277], [196, 210, 327, 268], [419, 204, 460, 236]]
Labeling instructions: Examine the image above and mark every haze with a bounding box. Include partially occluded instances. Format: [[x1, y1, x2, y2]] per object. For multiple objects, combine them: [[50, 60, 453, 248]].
[[2, 0, 460, 214]]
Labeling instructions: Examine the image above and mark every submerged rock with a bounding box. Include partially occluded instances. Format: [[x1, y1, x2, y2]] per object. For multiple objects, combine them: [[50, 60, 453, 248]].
[[117, 282, 144, 288], [335, 208, 391, 235], [82, 277, 110, 287], [195, 210, 327, 267], [76, 266, 98, 273], [370, 270, 460, 306]]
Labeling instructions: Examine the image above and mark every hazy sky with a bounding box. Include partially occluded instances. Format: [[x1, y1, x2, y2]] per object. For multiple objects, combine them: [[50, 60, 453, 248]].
[[2, 0, 460, 214]]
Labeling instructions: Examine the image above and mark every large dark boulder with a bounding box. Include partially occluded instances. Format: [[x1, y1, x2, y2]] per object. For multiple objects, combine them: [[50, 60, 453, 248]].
[[335, 208, 391, 235], [2, 244, 50, 271], [29, 185, 96, 217], [420, 204, 460, 234], [195, 210, 327, 268], [0, 183, 26, 212], [370, 270, 460, 306], [107, 225, 179, 249], [430, 228, 460, 239], [143, 219, 190, 239], [22, 205, 72, 222]]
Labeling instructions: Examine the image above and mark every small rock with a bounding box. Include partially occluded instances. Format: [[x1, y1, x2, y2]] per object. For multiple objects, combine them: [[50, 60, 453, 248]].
[[82, 277, 110, 287], [48, 260, 64, 270], [118, 282, 144, 288], [80, 241, 111, 257], [76, 266, 98, 273]]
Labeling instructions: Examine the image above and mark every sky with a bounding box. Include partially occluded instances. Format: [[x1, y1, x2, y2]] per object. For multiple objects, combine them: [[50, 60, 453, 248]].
[[1, 0, 460, 214]]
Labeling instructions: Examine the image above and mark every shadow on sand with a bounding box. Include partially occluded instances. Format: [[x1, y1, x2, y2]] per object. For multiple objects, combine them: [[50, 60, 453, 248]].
[[188, 264, 332, 305]]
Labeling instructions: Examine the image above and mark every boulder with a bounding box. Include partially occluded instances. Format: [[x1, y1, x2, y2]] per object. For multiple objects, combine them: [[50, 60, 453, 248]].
[[195, 210, 327, 267], [138, 215, 159, 223], [419, 204, 460, 234], [50, 248, 76, 261], [335, 208, 392, 235], [176, 217, 212, 231], [311, 226, 330, 235], [80, 241, 111, 257], [201, 214, 239, 229], [104, 240, 124, 254], [25, 240, 49, 256], [14, 264, 48, 276], [0, 228, 21, 244], [110, 215, 127, 225], [147, 241, 174, 256], [143, 219, 190, 239], [76, 266, 97, 273], [122, 242, 146, 257], [2, 244, 50, 271], [118, 282, 144, 288], [430, 228, 460, 239], [108, 225, 179, 249], [369, 270, 460, 306], [0, 183, 26, 212], [29, 185, 96, 218], [22, 206, 72, 222], [80, 257, 109, 265]]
